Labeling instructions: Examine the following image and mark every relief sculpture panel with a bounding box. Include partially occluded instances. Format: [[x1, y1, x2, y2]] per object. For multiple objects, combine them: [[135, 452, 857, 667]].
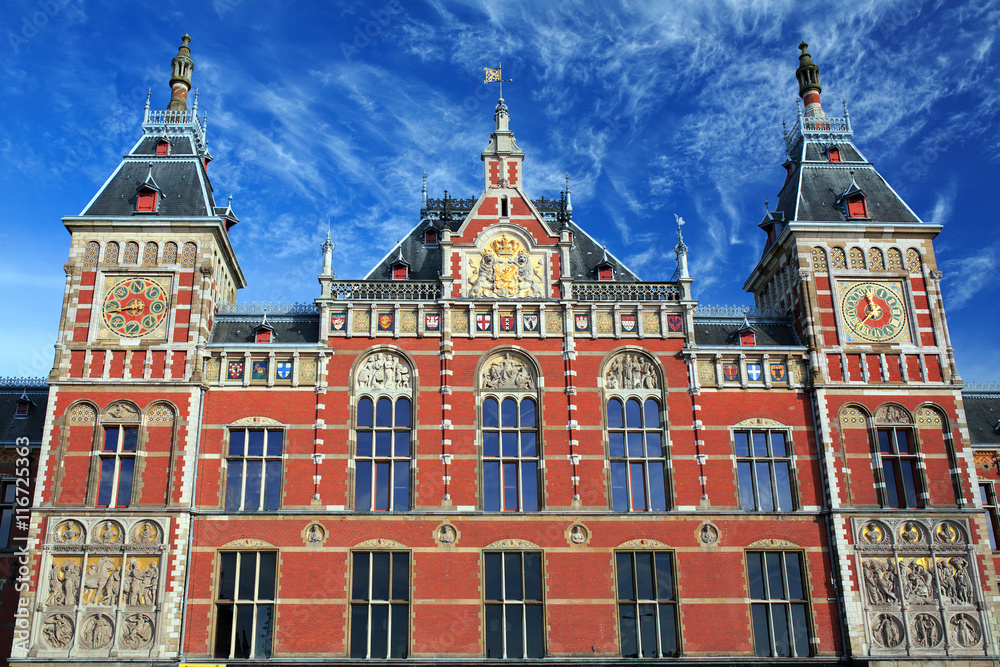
[[853, 517, 987, 658], [467, 233, 545, 298]]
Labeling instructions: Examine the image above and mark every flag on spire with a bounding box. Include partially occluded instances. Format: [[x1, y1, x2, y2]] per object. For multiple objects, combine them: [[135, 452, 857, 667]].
[[484, 67, 502, 83]]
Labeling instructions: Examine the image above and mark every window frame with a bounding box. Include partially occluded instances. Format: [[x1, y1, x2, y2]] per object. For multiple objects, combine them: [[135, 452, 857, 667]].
[[733, 428, 796, 512], [213, 550, 277, 660], [481, 394, 540, 512], [980, 483, 999, 551], [875, 426, 923, 509], [155, 139, 170, 155], [483, 550, 545, 659], [224, 427, 284, 512], [0, 481, 16, 548], [349, 550, 410, 659], [96, 424, 139, 508], [354, 395, 412, 512], [614, 550, 680, 658], [606, 394, 669, 513], [136, 188, 158, 213], [746, 550, 811, 658], [827, 146, 841, 162], [846, 194, 868, 219], [391, 264, 408, 280]]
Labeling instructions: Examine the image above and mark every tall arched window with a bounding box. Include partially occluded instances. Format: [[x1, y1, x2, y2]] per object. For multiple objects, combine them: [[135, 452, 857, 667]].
[[604, 352, 668, 512], [95, 401, 141, 507], [354, 352, 413, 511], [480, 352, 540, 512], [872, 404, 922, 509]]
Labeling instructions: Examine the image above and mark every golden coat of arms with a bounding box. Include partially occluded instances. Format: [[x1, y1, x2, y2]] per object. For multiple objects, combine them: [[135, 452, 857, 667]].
[[468, 233, 544, 298]]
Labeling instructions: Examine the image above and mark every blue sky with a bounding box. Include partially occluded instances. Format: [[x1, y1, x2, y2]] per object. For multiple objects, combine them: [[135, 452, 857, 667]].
[[1, 0, 997, 382]]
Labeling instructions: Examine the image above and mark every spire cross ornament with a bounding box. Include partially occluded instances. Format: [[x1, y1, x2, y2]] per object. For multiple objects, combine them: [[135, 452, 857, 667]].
[[483, 63, 513, 99]]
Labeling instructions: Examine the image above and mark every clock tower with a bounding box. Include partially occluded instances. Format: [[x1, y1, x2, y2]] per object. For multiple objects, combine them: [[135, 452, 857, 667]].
[[16, 36, 246, 661], [744, 43, 995, 659]]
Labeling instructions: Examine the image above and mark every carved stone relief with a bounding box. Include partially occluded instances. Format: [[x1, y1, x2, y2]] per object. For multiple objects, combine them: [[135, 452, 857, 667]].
[[94, 520, 124, 545], [54, 520, 85, 544], [604, 353, 658, 390], [80, 613, 114, 649], [569, 525, 588, 545], [616, 538, 666, 549], [437, 524, 457, 545], [120, 613, 154, 649], [467, 233, 545, 298], [481, 353, 534, 390], [306, 523, 325, 546], [875, 404, 912, 424], [486, 539, 540, 549], [130, 521, 161, 545], [41, 613, 74, 648], [853, 517, 987, 657], [355, 538, 406, 548], [103, 402, 139, 422], [356, 353, 411, 392], [699, 524, 719, 545]]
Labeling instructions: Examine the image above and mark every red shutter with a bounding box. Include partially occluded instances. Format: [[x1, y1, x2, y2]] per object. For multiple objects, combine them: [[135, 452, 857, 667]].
[[847, 196, 867, 218], [393, 265, 408, 280], [828, 147, 840, 162], [598, 266, 613, 281], [137, 190, 157, 212], [424, 230, 437, 245], [15, 403, 28, 417], [740, 331, 756, 346], [255, 330, 271, 343], [156, 140, 169, 155]]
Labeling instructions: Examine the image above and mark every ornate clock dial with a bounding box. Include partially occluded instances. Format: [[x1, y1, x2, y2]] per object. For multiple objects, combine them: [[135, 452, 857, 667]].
[[101, 278, 169, 338], [841, 282, 908, 343]]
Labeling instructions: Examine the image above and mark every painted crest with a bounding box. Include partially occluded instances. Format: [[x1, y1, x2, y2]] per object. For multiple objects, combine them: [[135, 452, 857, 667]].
[[476, 313, 492, 332], [424, 313, 440, 332], [227, 361, 244, 380], [574, 314, 590, 332], [276, 362, 292, 379], [667, 314, 683, 332], [377, 313, 394, 332], [523, 313, 539, 332], [620, 314, 636, 332], [467, 233, 544, 298], [251, 360, 268, 380], [500, 314, 515, 332], [769, 363, 786, 382], [722, 363, 740, 382], [331, 313, 347, 331], [746, 363, 762, 381]]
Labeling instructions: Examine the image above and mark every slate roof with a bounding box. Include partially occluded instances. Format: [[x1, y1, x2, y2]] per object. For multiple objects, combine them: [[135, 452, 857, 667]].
[[774, 135, 921, 225], [0, 384, 48, 446], [963, 392, 1000, 447], [82, 160, 214, 217], [693, 318, 802, 347], [365, 214, 641, 282], [209, 315, 320, 345]]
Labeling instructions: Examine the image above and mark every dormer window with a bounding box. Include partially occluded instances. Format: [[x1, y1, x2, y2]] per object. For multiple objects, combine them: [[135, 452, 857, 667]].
[[156, 139, 170, 156], [255, 329, 272, 343], [136, 188, 158, 213], [598, 266, 613, 281], [740, 330, 756, 346], [827, 146, 841, 162], [392, 264, 409, 280], [15, 401, 28, 418], [423, 229, 438, 246], [846, 194, 868, 219]]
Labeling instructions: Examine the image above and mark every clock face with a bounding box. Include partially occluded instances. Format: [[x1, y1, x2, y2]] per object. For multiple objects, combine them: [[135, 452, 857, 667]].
[[840, 281, 909, 344], [100, 277, 171, 339]]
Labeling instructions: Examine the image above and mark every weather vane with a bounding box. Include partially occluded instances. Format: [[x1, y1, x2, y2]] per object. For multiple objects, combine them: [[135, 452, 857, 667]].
[[483, 62, 513, 98]]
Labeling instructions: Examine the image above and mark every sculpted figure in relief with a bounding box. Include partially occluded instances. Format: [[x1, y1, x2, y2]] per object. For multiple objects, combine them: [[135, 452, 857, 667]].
[[903, 560, 934, 602], [951, 613, 980, 647], [873, 613, 902, 647], [606, 353, 658, 390], [468, 253, 496, 296], [482, 354, 534, 390], [515, 253, 543, 297], [121, 613, 154, 649], [877, 405, 910, 424], [46, 563, 65, 606], [912, 613, 941, 648], [42, 614, 74, 648], [81, 614, 114, 649], [863, 559, 898, 605], [83, 557, 118, 605], [357, 353, 410, 391]]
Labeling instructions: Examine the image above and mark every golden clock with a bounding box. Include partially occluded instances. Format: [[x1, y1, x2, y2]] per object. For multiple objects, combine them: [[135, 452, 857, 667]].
[[101, 277, 170, 338], [840, 281, 908, 343]]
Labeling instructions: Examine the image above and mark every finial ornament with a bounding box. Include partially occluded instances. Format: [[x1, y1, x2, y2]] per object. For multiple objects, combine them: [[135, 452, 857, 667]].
[[674, 214, 689, 280]]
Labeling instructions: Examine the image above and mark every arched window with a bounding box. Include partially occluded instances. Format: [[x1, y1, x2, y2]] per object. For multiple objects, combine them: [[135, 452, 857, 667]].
[[873, 404, 922, 509], [83, 241, 100, 269], [604, 352, 668, 512], [180, 241, 197, 269], [141, 241, 158, 266], [867, 247, 884, 270], [887, 248, 903, 270], [849, 247, 865, 269], [480, 352, 540, 512], [163, 242, 178, 264], [810, 247, 827, 273], [354, 352, 413, 511], [123, 241, 140, 264], [830, 247, 847, 270], [103, 241, 120, 265], [96, 401, 140, 507]]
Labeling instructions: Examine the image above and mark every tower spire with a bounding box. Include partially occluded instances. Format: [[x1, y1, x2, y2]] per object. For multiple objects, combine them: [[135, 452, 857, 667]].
[[795, 41, 824, 118], [168, 34, 194, 111]]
